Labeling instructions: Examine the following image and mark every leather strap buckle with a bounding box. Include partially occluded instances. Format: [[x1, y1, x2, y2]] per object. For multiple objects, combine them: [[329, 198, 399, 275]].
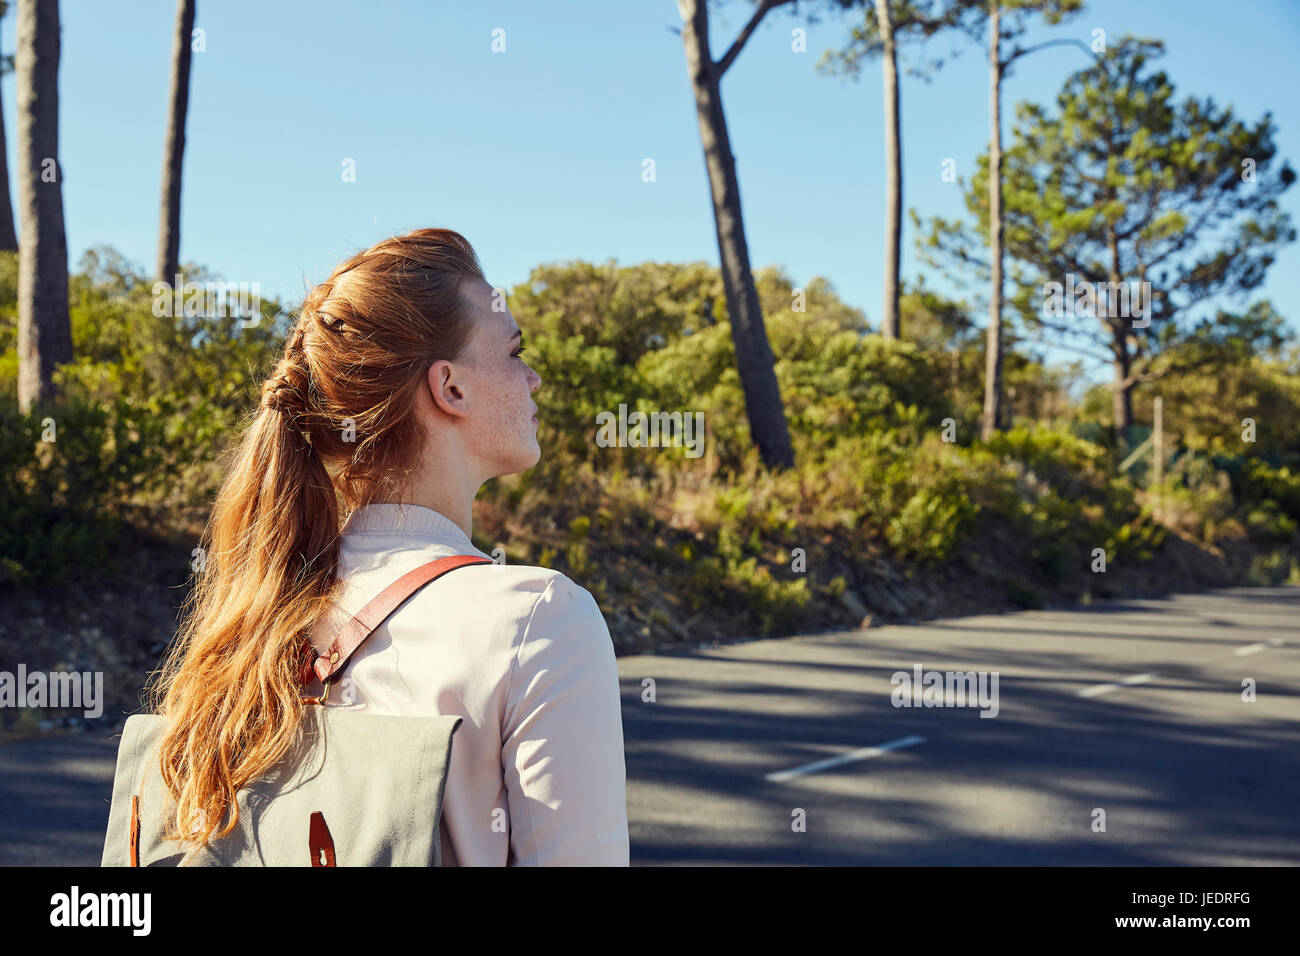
[[302, 674, 334, 706]]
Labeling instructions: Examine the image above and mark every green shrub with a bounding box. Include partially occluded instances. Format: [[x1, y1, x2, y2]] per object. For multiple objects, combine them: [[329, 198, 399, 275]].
[[1, 245, 294, 588], [984, 422, 1107, 497], [1247, 550, 1300, 585], [1244, 501, 1298, 541], [1104, 510, 1168, 563], [565, 541, 593, 576], [0, 389, 182, 585], [886, 486, 979, 564], [1238, 459, 1300, 520], [724, 557, 810, 634]]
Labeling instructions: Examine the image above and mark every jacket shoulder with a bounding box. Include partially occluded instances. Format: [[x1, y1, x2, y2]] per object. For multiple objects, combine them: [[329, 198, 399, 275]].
[[452, 562, 599, 608], [433, 561, 603, 615]]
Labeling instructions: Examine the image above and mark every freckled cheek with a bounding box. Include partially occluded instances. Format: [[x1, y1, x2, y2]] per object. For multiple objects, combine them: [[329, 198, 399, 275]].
[[487, 365, 531, 431], [483, 363, 530, 427]]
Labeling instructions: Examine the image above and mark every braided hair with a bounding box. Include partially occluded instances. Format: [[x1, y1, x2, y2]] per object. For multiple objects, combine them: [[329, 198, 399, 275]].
[[260, 323, 313, 432]]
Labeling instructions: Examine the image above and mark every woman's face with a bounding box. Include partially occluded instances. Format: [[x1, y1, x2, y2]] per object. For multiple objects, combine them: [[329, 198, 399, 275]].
[[450, 278, 543, 478]]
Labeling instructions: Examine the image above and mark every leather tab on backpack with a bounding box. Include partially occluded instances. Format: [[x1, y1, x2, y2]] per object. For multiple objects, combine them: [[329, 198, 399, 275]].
[[309, 811, 336, 867], [129, 794, 140, 868]]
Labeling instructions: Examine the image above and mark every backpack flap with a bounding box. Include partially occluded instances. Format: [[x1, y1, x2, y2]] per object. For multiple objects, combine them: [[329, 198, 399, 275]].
[[102, 706, 463, 867], [104, 554, 488, 867]]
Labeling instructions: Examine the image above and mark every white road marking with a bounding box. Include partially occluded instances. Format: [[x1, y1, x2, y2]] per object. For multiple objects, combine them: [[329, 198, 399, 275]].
[[765, 735, 925, 783], [1079, 638, 1286, 698], [1079, 672, 1155, 698]]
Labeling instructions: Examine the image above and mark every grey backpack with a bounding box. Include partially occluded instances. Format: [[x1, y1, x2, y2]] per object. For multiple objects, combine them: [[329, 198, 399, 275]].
[[101, 554, 490, 867]]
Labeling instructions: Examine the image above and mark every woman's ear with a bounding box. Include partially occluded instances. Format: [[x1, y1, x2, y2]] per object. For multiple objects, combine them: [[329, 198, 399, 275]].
[[427, 360, 470, 418]]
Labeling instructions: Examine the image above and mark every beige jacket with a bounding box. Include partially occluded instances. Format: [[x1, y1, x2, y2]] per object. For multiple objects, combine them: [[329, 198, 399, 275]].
[[304, 503, 629, 866]]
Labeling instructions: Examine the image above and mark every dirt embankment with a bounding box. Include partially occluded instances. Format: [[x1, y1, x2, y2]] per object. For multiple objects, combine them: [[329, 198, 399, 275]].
[[0, 507, 1275, 741]]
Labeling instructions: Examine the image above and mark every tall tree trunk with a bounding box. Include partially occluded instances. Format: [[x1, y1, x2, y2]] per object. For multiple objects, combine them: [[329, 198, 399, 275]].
[[156, 0, 195, 283], [678, 0, 794, 469], [875, 0, 901, 340], [15, 0, 69, 414], [1111, 347, 1133, 442], [980, 0, 1003, 441], [1106, 228, 1132, 445]]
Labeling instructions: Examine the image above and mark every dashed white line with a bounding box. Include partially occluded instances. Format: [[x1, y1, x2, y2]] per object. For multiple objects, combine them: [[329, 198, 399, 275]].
[[1078, 672, 1156, 698], [1080, 639, 1287, 698], [765, 735, 926, 783]]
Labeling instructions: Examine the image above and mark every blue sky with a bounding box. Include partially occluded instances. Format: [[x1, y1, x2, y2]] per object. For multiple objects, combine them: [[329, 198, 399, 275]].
[[12, 0, 1300, 381]]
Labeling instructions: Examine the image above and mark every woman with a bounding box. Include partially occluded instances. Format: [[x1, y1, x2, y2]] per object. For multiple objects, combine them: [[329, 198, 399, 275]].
[[146, 227, 629, 866]]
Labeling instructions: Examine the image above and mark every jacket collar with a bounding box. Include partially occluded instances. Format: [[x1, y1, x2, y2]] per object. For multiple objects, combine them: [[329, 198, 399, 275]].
[[341, 503, 475, 551]]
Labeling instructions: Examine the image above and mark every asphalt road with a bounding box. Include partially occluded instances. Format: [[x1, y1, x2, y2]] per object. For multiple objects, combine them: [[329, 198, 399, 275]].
[[3, 585, 1296, 866]]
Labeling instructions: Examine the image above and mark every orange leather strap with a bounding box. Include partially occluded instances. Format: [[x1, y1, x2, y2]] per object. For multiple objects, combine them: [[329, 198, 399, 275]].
[[129, 794, 140, 867], [298, 554, 491, 688], [309, 811, 336, 867]]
